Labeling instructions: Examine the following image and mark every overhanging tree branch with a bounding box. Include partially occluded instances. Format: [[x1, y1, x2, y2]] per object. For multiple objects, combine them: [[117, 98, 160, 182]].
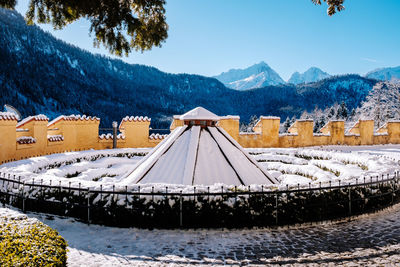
[[0, 0, 344, 56]]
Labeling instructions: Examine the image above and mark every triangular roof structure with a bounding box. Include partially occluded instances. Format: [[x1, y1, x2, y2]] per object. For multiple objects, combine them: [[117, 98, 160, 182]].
[[179, 106, 220, 121], [122, 107, 277, 186]]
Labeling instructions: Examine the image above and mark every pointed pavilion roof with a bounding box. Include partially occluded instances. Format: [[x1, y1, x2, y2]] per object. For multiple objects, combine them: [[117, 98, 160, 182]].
[[121, 107, 277, 186], [179, 106, 220, 121]]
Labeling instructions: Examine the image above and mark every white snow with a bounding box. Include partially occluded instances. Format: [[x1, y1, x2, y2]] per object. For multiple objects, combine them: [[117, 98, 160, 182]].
[[0, 148, 150, 190], [178, 107, 220, 121], [0, 145, 399, 194]]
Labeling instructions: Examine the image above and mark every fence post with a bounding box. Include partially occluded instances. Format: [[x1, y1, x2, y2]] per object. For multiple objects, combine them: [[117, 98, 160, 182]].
[[275, 193, 278, 225], [22, 182, 25, 212], [125, 186, 128, 208], [59, 181, 62, 201], [348, 183, 352, 217], [112, 185, 115, 204], [87, 189, 90, 224], [112, 121, 118, 149], [391, 179, 394, 204], [179, 190, 183, 227], [235, 186, 237, 203]]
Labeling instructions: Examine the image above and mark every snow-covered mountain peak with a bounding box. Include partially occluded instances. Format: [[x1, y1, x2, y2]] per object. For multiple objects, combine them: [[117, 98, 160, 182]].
[[366, 66, 400, 82], [288, 67, 330, 85], [213, 62, 285, 90]]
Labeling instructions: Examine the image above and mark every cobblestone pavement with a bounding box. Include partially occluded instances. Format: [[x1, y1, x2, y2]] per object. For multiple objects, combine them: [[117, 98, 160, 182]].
[[22, 203, 400, 266]]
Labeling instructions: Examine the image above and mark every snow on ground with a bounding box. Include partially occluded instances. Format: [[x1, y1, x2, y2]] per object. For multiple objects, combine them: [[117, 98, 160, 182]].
[[0, 145, 399, 192], [0, 148, 150, 190], [1, 145, 400, 266], [2, 202, 400, 266]]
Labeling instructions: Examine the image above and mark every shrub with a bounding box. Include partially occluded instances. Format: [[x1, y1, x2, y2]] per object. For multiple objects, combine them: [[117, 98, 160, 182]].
[[0, 218, 67, 266]]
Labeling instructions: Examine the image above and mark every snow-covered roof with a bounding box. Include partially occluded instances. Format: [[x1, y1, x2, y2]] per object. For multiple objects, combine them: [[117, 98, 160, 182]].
[[296, 119, 314, 122], [119, 116, 151, 129], [16, 136, 36, 144], [122, 124, 277, 186], [17, 115, 48, 128], [219, 115, 240, 120], [121, 116, 151, 123], [149, 133, 168, 140], [47, 135, 64, 142], [48, 115, 100, 127], [178, 107, 220, 121], [260, 116, 280, 120], [99, 133, 125, 140], [0, 112, 18, 121]]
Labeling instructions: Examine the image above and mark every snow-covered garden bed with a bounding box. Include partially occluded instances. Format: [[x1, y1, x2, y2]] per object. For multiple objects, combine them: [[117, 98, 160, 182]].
[[0, 146, 399, 228], [1, 146, 398, 191]]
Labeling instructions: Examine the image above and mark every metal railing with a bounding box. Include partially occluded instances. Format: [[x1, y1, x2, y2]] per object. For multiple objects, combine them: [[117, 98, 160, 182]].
[[0, 171, 399, 228]]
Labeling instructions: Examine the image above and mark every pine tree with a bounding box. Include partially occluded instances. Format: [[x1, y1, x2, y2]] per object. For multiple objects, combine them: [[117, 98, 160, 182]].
[[328, 107, 335, 119], [337, 101, 348, 119], [282, 117, 291, 133]]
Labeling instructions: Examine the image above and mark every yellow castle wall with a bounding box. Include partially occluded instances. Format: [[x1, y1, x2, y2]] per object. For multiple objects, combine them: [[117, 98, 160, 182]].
[[2, 114, 400, 164], [0, 120, 17, 163]]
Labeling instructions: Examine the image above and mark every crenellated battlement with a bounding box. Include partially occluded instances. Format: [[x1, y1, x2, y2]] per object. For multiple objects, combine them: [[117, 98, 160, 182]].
[[1, 113, 400, 164]]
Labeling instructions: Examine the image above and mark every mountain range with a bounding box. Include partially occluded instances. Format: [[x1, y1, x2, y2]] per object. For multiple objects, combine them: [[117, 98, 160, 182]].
[[0, 8, 391, 129], [214, 63, 400, 91]]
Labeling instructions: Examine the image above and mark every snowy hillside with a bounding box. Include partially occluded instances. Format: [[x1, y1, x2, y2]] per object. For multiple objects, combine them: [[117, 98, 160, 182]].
[[354, 82, 400, 126], [366, 66, 400, 83], [213, 61, 286, 90], [288, 67, 330, 85]]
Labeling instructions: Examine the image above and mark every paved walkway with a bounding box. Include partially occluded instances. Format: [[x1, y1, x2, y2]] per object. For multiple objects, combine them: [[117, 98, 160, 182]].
[[21, 203, 400, 266]]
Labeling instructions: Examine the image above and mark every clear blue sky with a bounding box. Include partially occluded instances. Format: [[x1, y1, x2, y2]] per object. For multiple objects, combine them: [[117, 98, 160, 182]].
[[15, 0, 400, 80]]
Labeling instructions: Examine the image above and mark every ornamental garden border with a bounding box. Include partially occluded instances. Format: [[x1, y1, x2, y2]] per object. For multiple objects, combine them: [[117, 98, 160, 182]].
[[0, 172, 399, 229]]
